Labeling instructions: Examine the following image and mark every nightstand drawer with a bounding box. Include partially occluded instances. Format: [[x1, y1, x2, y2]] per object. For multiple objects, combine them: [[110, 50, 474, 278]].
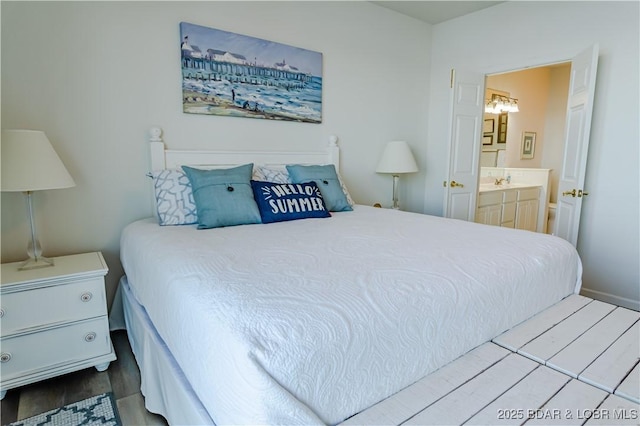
[[0, 317, 111, 381], [1, 278, 106, 335]]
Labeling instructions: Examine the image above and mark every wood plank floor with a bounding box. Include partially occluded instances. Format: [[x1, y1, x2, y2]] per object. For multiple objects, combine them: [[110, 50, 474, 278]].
[[0, 330, 168, 426]]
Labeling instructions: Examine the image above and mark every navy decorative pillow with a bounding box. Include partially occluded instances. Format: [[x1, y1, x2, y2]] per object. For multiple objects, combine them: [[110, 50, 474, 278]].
[[251, 180, 331, 223], [286, 164, 353, 212], [181, 164, 261, 229]]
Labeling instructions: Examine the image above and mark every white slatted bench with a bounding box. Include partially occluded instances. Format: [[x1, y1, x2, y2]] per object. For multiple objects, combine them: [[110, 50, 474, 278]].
[[340, 295, 640, 425], [493, 295, 639, 404]]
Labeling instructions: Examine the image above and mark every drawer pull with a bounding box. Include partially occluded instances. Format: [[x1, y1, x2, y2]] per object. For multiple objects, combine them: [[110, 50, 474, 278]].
[[80, 292, 93, 302], [84, 332, 97, 342], [0, 353, 11, 363]]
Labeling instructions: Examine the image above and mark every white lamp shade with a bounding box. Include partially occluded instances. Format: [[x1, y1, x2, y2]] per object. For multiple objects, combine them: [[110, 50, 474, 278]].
[[1, 130, 75, 192], [376, 140, 419, 174]]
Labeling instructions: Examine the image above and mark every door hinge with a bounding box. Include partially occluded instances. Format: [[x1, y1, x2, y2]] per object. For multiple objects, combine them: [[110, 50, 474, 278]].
[[450, 69, 455, 88]]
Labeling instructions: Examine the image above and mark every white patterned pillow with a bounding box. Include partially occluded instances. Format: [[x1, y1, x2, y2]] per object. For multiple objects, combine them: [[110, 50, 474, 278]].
[[252, 165, 291, 184], [152, 169, 198, 226], [337, 173, 355, 206]]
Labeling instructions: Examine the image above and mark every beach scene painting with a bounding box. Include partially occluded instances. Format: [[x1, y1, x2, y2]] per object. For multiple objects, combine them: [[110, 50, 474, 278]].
[[180, 22, 323, 123]]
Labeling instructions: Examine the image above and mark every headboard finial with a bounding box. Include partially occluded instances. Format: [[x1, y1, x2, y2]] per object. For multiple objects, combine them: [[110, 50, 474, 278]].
[[328, 134, 338, 147], [149, 127, 165, 171], [149, 126, 163, 142]]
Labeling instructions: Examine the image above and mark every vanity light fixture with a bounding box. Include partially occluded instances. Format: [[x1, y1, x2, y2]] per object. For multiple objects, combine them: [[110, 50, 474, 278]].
[[376, 140, 419, 210], [1, 130, 76, 270], [485, 94, 519, 114]]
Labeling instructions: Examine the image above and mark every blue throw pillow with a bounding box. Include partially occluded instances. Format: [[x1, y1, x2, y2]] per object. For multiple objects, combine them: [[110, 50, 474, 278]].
[[251, 181, 331, 223], [182, 164, 261, 229], [286, 164, 353, 212]]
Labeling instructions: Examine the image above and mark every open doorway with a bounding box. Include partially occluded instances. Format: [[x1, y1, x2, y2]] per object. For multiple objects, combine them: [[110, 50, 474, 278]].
[[444, 45, 597, 246], [479, 63, 571, 233]]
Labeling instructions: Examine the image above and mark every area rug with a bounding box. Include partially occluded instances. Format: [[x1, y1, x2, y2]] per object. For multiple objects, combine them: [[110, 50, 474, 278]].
[[9, 392, 121, 426]]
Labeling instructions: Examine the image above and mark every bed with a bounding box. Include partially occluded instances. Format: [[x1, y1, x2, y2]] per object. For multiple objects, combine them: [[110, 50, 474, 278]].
[[117, 128, 582, 425]]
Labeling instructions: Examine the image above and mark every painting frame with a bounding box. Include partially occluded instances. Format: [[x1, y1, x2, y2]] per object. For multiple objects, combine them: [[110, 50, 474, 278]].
[[521, 131, 536, 159], [483, 118, 494, 134], [497, 113, 508, 144], [180, 22, 323, 123]]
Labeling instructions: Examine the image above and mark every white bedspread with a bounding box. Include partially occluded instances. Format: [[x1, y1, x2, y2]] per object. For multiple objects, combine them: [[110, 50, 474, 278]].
[[120, 206, 582, 425]]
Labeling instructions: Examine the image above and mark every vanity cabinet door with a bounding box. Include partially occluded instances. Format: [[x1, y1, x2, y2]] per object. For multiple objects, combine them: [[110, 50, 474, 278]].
[[501, 202, 517, 228], [476, 192, 502, 226], [477, 204, 501, 226], [500, 190, 517, 228], [516, 188, 540, 232], [516, 199, 539, 231]]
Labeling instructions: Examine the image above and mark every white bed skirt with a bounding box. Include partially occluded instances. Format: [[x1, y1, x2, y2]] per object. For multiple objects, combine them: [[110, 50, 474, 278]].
[[118, 276, 215, 425]]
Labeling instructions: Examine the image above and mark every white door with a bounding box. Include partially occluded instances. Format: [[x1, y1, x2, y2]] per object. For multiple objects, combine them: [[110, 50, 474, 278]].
[[554, 45, 599, 246], [443, 69, 484, 221]]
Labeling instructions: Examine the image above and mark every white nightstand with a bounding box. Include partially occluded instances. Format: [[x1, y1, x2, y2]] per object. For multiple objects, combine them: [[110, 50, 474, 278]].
[[0, 252, 116, 399]]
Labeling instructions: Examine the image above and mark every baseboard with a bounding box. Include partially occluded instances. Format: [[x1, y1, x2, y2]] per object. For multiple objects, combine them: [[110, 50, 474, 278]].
[[580, 287, 640, 311]]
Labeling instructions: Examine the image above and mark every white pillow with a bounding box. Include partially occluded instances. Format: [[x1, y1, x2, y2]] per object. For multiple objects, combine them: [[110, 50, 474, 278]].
[[252, 165, 291, 184]]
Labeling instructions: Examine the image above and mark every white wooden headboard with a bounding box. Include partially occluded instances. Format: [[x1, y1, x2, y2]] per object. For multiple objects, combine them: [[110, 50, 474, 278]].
[[148, 127, 340, 171]]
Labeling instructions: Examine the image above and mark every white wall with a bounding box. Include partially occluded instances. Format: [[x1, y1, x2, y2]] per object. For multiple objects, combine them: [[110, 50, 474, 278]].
[[1, 1, 431, 304], [427, 1, 639, 309]]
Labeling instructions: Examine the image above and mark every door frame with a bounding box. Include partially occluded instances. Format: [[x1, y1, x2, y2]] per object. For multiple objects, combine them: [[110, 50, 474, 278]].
[[444, 46, 598, 247]]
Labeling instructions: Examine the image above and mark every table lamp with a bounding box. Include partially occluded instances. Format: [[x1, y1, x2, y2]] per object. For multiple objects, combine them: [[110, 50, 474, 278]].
[[376, 140, 418, 209], [1, 130, 76, 270]]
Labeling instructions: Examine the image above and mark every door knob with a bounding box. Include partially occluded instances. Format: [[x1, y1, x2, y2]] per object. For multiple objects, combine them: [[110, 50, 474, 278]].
[[450, 180, 464, 188], [562, 189, 577, 197]]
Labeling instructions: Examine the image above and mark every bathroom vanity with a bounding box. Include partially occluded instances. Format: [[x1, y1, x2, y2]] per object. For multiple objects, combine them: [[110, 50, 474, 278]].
[[476, 184, 541, 232], [477, 167, 552, 233]]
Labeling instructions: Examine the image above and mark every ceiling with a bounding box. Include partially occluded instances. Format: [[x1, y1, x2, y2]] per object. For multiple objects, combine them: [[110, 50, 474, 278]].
[[371, 1, 504, 25]]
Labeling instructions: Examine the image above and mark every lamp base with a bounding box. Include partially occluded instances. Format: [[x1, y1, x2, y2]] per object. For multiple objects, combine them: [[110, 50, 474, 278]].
[[392, 174, 400, 210], [19, 191, 55, 271], [19, 256, 55, 271]]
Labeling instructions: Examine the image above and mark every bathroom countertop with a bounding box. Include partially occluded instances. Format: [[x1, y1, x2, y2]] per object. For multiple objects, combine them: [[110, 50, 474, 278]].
[[478, 183, 541, 193]]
